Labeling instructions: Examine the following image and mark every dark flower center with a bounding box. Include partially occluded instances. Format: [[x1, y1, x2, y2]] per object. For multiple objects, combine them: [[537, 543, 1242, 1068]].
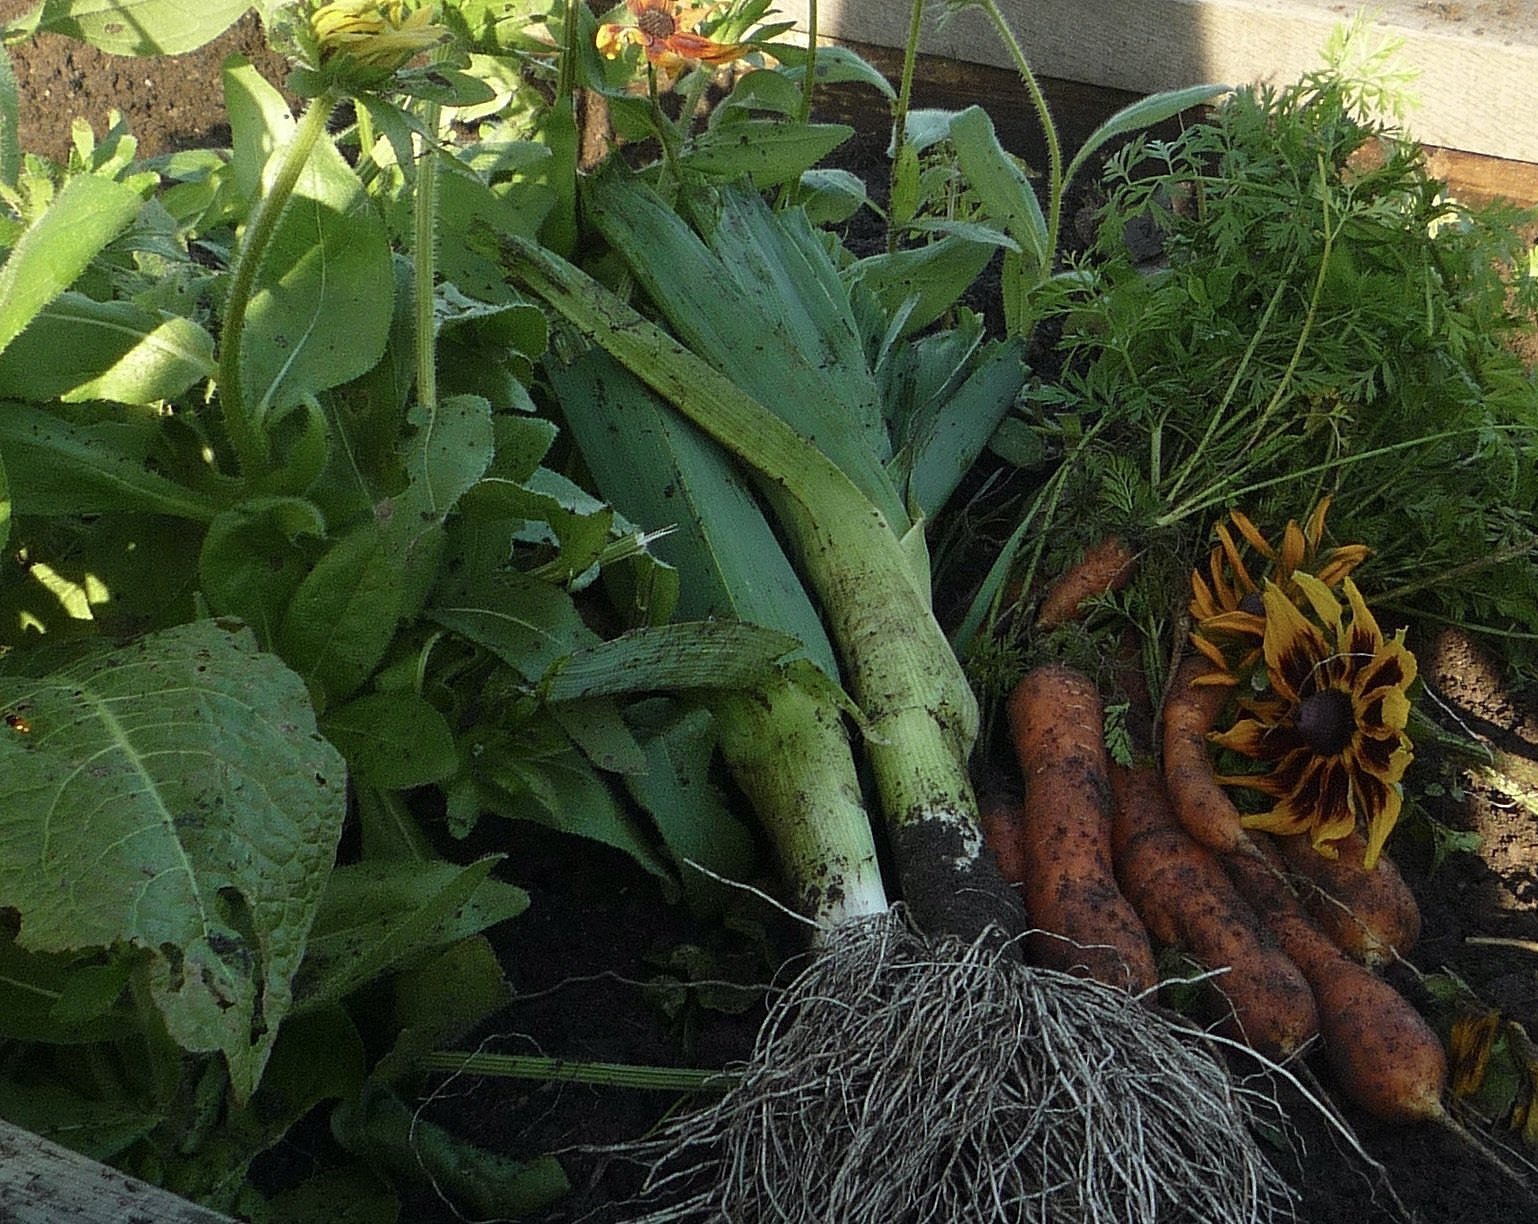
[[1296, 688, 1355, 755], [637, 8, 676, 37], [1238, 590, 1265, 616]]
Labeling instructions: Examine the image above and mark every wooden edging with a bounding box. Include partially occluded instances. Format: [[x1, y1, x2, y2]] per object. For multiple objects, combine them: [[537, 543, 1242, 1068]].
[[778, 0, 1538, 185], [0, 1118, 238, 1224]]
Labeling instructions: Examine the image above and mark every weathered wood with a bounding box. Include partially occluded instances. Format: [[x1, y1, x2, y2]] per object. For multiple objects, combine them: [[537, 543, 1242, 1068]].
[[779, 0, 1538, 165], [0, 1119, 238, 1224]]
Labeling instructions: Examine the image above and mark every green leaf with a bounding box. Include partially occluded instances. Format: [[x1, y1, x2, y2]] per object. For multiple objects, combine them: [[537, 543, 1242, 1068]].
[[773, 44, 897, 99], [429, 569, 599, 683], [0, 292, 214, 404], [544, 347, 838, 677], [845, 235, 994, 340], [376, 935, 511, 1081], [0, 620, 346, 1101], [0, 404, 219, 521], [276, 524, 405, 705], [0, 174, 144, 357], [1063, 83, 1232, 187], [37, 0, 250, 54], [544, 621, 803, 701], [223, 60, 394, 416], [0, 937, 133, 1044], [684, 118, 853, 187], [294, 857, 526, 1014], [625, 701, 757, 920], [321, 691, 458, 791], [949, 105, 1049, 270], [200, 496, 327, 647]]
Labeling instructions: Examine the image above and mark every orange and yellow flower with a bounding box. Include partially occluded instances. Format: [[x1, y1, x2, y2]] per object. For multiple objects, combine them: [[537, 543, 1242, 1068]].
[[1209, 572, 1416, 868], [596, 1, 745, 79], [1189, 497, 1370, 683], [310, 0, 447, 75]]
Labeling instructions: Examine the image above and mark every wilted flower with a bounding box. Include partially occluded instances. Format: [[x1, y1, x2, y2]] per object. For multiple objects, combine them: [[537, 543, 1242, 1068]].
[[311, 0, 447, 76], [1209, 572, 1416, 868], [596, 0, 745, 80], [1189, 497, 1370, 683]]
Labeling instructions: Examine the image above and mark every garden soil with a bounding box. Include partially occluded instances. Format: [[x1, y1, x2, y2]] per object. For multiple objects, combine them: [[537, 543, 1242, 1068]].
[[9, 24, 1538, 1224]]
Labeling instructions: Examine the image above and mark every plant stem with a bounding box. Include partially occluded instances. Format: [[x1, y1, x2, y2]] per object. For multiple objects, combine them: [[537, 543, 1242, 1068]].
[[976, 0, 1063, 260], [218, 91, 338, 481], [888, 0, 926, 254], [797, 0, 818, 126], [421, 1050, 735, 1091], [414, 52, 452, 417]]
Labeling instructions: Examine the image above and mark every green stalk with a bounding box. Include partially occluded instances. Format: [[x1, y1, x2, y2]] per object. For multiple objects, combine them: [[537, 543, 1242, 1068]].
[[218, 92, 339, 481], [413, 51, 452, 416], [420, 1050, 733, 1091], [502, 234, 1020, 942], [797, 0, 818, 126], [888, 0, 926, 254]]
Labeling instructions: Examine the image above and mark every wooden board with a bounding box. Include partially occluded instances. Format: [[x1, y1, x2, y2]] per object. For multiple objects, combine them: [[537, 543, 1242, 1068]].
[[0, 1119, 238, 1223], [776, 0, 1538, 166]]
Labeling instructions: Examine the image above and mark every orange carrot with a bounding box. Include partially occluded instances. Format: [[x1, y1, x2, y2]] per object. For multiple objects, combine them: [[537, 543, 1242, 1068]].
[[1007, 664, 1159, 993], [1227, 844, 1448, 1124], [1273, 830, 1421, 968], [976, 775, 1029, 889], [1035, 536, 1137, 630], [1162, 654, 1257, 857], [1111, 761, 1318, 1058]]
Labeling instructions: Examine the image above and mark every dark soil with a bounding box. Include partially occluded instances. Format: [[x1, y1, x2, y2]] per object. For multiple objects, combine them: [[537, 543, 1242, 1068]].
[[9, 22, 1538, 1224]]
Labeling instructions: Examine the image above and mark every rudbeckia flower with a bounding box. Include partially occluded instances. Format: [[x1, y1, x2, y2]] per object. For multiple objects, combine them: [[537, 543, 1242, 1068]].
[[596, 0, 745, 80], [311, 0, 447, 76], [1209, 572, 1416, 869], [1189, 497, 1370, 683]]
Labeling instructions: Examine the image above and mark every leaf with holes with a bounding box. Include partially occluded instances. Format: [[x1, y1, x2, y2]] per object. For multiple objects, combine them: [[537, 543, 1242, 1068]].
[[0, 619, 346, 1102]]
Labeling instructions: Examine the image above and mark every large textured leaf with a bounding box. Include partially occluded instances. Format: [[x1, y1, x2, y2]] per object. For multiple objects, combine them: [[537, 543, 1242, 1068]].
[[223, 60, 394, 416], [37, 0, 250, 54], [0, 619, 346, 1101]]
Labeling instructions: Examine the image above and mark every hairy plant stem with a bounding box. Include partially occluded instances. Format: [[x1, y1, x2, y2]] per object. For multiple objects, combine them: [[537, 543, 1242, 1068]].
[[888, 0, 927, 254], [797, 0, 818, 126], [413, 52, 451, 416], [218, 91, 339, 481]]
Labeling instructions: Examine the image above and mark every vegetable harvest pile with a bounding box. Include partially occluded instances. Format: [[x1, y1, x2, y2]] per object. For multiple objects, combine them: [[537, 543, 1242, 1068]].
[[1, 0, 1537, 1221]]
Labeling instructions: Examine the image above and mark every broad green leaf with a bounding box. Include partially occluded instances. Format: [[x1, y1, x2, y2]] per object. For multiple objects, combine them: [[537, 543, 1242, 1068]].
[[0, 1081, 161, 1162], [0, 292, 214, 404], [0, 174, 144, 356], [1063, 83, 1232, 186], [684, 119, 853, 187], [0, 620, 346, 1101], [480, 737, 670, 878], [544, 348, 838, 678], [223, 60, 394, 416], [321, 690, 458, 791], [551, 698, 649, 776], [276, 524, 405, 705], [429, 569, 598, 682], [0, 938, 133, 1044], [773, 44, 897, 99], [200, 496, 327, 647], [794, 167, 869, 226], [543, 621, 803, 702], [293, 856, 526, 1014], [0, 404, 219, 521], [949, 105, 1049, 270], [377, 935, 510, 1081], [625, 701, 757, 920], [37, 0, 250, 54], [845, 235, 994, 340]]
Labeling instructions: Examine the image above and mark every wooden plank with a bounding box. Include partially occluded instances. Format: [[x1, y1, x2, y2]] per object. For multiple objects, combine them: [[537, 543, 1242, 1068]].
[[0, 1119, 238, 1224], [777, 0, 1538, 164]]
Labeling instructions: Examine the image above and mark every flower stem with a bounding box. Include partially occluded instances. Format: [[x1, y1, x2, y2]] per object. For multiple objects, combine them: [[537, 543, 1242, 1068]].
[[888, 0, 926, 254], [797, 0, 818, 126], [413, 51, 452, 417], [218, 92, 339, 480]]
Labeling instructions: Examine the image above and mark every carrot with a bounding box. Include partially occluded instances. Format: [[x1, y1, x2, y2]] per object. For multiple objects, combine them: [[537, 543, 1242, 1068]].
[[1226, 844, 1448, 1124], [1111, 761, 1318, 1057], [1035, 536, 1136, 630], [1162, 653, 1257, 857], [1273, 830, 1421, 967], [1006, 664, 1159, 993], [976, 772, 1029, 889]]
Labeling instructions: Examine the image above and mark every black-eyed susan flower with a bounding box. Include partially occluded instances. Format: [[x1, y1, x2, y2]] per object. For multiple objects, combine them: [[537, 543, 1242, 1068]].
[[1189, 497, 1371, 682], [596, 0, 745, 80], [1208, 572, 1416, 868], [310, 0, 447, 78]]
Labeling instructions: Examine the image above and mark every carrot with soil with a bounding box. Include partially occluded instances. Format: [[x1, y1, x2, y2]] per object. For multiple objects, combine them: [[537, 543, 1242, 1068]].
[[1110, 760, 1319, 1058], [1273, 829, 1421, 967], [1035, 535, 1137, 630], [1163, 653, 1262, 857], [1007, 664, 1159, 992]]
